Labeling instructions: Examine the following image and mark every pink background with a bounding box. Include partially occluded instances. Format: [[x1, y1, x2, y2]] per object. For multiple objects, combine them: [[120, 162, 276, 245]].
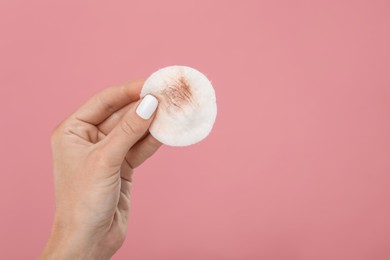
[[1, 0, 390, 259]]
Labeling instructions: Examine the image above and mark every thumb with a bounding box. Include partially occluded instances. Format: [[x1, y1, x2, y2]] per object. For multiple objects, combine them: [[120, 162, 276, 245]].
[[100, 94, 159, 166]]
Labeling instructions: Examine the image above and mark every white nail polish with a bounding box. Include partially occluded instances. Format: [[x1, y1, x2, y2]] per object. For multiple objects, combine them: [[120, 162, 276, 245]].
[[136, 94, 159, 120]]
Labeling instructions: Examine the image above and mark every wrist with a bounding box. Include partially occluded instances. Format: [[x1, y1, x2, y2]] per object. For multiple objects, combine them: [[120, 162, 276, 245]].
[[40, 219, 111, 260]]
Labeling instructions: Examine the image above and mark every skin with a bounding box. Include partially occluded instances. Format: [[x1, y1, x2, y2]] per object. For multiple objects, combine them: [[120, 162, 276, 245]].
[[40, 80, 161, 259]]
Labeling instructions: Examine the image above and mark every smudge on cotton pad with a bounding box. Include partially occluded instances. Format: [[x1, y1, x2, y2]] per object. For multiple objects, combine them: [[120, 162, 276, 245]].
[[141, 65, 217, 146]]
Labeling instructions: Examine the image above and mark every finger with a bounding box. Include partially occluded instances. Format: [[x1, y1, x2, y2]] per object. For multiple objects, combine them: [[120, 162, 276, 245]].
[[97, 103, 149, 141], [73, 80, 144, 125], [98, 103, 132, 135], [117, 161, 132, 220], [118, 179, 131, 214], [125, 134, 162, 169], [120, 157, 134, 183], [98, 94, 159, 166]]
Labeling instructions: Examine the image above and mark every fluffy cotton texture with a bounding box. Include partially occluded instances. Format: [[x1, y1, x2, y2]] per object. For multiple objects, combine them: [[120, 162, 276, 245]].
[[141, 65, 217, 146]]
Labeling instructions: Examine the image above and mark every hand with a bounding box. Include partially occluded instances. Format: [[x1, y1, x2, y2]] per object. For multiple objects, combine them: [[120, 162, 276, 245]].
[[40, 80, 161, 260]]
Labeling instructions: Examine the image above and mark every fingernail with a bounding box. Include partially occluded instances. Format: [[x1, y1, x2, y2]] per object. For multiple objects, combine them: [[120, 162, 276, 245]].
[[136, 94, 159, 120]]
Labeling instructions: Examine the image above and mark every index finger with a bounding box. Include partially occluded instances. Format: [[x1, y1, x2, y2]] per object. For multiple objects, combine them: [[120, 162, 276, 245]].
[[72, 80, 144, 125]]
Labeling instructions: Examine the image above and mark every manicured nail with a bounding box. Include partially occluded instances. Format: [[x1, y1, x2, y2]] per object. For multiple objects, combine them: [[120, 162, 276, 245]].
[[136, 94, 159, 120]]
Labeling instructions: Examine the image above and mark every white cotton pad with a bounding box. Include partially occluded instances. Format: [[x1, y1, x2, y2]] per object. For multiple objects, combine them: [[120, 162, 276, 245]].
[[140, 65, 217, 146]]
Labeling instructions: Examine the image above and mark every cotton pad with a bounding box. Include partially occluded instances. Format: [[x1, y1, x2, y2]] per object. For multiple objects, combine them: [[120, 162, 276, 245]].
[[141, 65, 217, 146]]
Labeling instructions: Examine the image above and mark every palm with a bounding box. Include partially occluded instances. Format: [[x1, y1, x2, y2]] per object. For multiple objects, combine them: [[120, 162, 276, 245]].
[[72, 115, 134, 231]]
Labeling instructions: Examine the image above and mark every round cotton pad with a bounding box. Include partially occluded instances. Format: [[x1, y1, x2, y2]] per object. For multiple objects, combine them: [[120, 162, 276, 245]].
[[141, 65, 217, 146]]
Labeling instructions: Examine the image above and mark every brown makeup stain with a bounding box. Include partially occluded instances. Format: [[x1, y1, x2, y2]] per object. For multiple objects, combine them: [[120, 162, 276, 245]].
[[161, 75, 193, 109]]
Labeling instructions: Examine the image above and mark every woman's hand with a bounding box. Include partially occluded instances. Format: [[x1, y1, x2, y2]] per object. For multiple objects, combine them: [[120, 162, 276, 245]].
[[40, 80, 160, 260]]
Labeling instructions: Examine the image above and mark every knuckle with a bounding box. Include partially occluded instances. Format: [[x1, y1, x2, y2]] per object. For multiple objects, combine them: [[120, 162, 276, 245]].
[[97, 95, 116, 115], [50, 128, 57, 142], [50, 122, 64, 143], [120, 119, 144, 137]]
